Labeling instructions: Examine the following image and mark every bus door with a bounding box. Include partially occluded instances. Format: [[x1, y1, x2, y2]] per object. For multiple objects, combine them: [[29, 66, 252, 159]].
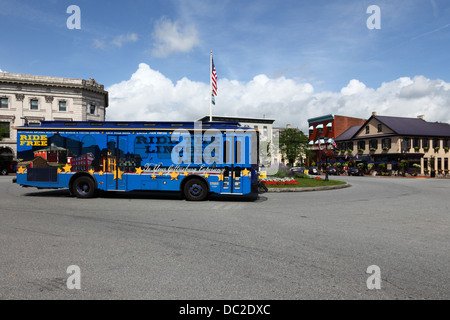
[[222, 135, 246, 194], [106, 135, 128, 191]]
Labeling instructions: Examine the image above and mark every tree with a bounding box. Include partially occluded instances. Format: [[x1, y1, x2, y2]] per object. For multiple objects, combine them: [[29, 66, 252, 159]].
[[398, 159, 408, 176], [279, 128, 309, 166]]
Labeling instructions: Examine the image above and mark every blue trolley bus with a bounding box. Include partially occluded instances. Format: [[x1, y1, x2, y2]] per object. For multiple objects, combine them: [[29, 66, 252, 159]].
[[14, 120, 261, 200]]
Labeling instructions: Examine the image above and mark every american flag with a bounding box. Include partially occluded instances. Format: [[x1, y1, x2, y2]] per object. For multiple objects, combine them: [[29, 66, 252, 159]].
[[331, 138, 338, 149], [211, 58, 217, 96]]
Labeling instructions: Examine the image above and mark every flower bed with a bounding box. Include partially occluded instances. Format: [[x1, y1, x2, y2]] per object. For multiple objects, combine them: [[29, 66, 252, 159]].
[[261, 176, 346, 188], [261, 177, 299, 186]]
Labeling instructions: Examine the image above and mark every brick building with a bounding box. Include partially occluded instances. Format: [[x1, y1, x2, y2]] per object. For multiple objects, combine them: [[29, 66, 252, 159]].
[[307, 114, 366, 164]]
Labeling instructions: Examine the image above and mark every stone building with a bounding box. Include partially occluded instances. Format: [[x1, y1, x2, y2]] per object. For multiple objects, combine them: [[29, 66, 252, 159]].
[[335, 113, 450, 176], [0, 72, 108, 161]]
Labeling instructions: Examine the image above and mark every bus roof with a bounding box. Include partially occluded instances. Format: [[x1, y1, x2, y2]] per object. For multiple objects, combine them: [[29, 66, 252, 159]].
[[14, 120, 255, 131]]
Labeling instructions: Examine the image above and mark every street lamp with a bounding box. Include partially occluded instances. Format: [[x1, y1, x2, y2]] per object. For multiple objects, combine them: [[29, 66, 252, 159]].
[[320, 139, 333, 181]]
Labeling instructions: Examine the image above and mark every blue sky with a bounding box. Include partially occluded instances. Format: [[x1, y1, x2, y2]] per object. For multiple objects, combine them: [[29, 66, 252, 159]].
[[1, 0, 450, 128]]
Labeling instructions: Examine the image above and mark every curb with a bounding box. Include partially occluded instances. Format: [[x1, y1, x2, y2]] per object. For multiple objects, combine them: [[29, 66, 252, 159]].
[[266, 183, 351, 192]]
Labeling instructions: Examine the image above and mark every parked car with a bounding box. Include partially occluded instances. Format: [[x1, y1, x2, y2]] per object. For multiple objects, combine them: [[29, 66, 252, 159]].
[[326, 166, 339, 175], [290, 167, 307, 175], [348, 167, 364, 176], [0, 161, 16, 176], [308, 166, 320, 175]]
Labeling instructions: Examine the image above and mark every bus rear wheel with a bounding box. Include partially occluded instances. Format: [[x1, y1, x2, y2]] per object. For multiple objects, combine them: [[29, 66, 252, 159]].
[[184, 178, 208, 201], [72, 176, 96, 198]]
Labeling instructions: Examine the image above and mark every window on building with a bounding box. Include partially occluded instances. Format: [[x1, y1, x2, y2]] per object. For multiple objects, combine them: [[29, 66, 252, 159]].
[[59, 101, 67, 112], [90, 104, 96, 115], [442, 139, 450, 151], [369, 139, 378, 150], [347, 142, 353, 151], [0, 98, 8, 109], [30, 99, 39, 110], [365, 126, 369, 134], [377, 124, 382, 132], [423, 158, 428, 171], [0, 122, 10, 139], [433, 138, 440, 149], [263, 126, 268, 137], [438, 158, 442, 170], [422, 138, 429, 149], [402, 138, 411, 151], [381, 138, 391, 150], [358, 141, 365, 151], [413, 138, 420, 149], [445, 158, 448, 170]]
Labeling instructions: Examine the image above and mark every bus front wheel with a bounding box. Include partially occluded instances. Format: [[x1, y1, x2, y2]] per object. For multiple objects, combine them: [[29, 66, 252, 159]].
[[184, 178, 208, 201], [72, 176, 96, 198]]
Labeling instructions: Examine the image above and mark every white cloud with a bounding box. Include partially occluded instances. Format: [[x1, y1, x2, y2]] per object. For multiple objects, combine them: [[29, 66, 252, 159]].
[[112, 33, 138, 47], [93, 39, 106, 49], [107, 63, 208, 121], [107, 63, 450, 133], [93, 33, 138, 49], [340, 79, 366, 95], [151, 17, 199, 57]]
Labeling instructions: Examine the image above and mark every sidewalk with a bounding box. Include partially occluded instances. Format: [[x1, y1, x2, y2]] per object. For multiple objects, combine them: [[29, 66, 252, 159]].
[[267, 183, 351, 192], [358, 174, 448, 179]]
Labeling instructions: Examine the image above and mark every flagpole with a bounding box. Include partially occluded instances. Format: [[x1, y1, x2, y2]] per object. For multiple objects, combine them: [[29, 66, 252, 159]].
[[209, 50, 213, 122]]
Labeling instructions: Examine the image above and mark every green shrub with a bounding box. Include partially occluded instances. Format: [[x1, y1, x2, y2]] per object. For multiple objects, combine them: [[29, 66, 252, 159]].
[[274, 167, 290, 178]]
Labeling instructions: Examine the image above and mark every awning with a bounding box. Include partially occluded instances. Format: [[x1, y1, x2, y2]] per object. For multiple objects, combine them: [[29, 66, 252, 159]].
[[327, 138, 334, 143], [308, 126, 314, 130], [326, 122, 332, 128], [308, 141, 314, 145], [316, 124, 324, 129]]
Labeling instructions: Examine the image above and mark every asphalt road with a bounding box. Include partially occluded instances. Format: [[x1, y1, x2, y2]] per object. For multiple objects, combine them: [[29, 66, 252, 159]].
[[0, 175, 449, 300]]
